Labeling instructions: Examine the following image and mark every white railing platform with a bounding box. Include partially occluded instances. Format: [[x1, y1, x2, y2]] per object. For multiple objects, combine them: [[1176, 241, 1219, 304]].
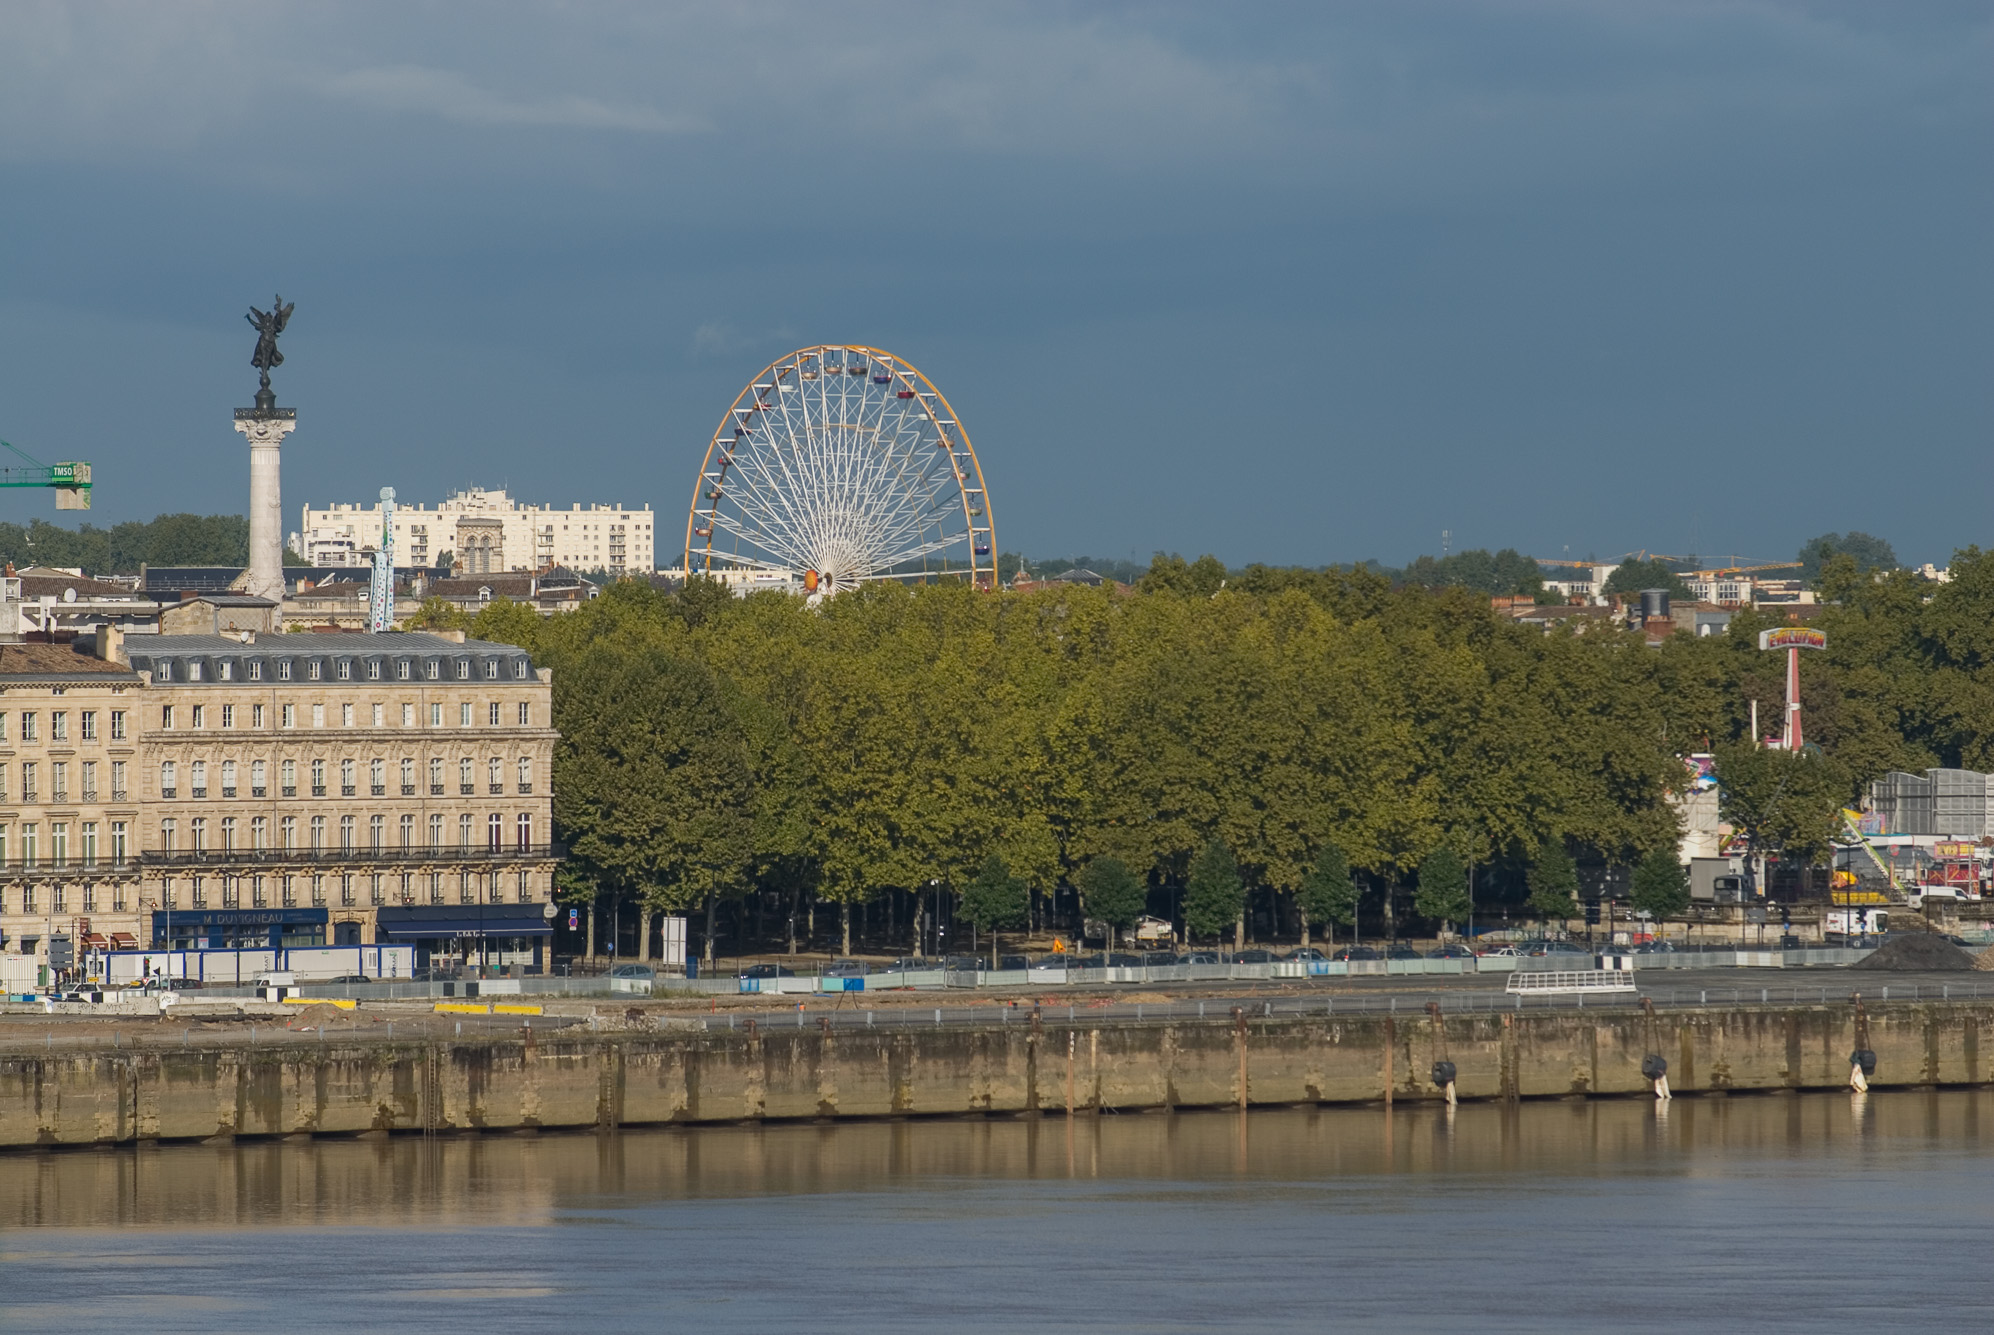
[[1506, 969, 1638, 995]]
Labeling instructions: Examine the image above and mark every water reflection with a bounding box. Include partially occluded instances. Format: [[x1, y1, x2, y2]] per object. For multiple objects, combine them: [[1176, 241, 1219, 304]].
[[5, 1090, 1988, 1230]]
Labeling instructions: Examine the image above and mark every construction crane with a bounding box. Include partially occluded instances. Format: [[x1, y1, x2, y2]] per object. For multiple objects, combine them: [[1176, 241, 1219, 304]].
[[1697, 561, 1802, 578], [0, 439, 91, 509], [369, 486, 396, 632]]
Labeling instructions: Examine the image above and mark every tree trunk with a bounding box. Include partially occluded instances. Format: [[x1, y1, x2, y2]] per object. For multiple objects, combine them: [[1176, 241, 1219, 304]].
[[638, 907, 652, 963], [703, 890, 717, 967], [585, 900, 597, 962], [786, 888, 798, 956], [841, 901, 851, 957], [1299, 908, 1311, 950], [1234, 911, 1244, 952]]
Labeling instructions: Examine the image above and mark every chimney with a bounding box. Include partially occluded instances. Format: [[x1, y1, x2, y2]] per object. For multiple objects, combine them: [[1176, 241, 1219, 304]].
[[94, 623, 125, 664]]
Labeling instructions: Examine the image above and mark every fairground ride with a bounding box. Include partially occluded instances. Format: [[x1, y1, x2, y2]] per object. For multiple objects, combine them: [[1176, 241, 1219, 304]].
[[683, 345, 995, 593]]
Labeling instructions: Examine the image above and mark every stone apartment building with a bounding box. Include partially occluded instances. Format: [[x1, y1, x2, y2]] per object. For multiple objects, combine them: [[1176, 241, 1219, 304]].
[[0, 629, 560, 971], [0, 635, 145, 961], [123, 630, 558, 957]]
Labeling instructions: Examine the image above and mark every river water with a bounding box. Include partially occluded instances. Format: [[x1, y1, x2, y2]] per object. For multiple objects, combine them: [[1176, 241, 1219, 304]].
[[5, 1091, 1992, 1332]]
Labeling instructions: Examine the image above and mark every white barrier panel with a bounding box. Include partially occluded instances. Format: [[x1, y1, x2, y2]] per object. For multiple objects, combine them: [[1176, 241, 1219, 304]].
[[1506, 969, 1638, 995], [104, 945, 414, 986]]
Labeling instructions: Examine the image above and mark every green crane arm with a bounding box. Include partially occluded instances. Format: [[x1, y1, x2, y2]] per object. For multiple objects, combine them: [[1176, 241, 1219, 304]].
[[0, 439, 92, 509]]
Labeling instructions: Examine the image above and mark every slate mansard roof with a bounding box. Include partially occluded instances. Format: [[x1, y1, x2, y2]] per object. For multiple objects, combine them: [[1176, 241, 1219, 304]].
[[123, 632, 537, 686]]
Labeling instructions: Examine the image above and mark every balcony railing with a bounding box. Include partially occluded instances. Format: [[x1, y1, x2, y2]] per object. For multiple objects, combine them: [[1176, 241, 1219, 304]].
[[0, 857, 140, 878], [139, 842, 564, 869]]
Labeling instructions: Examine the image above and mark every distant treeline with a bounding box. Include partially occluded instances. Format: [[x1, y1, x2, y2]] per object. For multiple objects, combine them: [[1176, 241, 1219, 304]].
[[0, 515, 304, 575], [1013, 548, 1553, 599]]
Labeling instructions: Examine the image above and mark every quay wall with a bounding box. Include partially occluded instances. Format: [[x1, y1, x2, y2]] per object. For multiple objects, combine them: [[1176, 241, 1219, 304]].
[[3, 1002, 1987, 1147]]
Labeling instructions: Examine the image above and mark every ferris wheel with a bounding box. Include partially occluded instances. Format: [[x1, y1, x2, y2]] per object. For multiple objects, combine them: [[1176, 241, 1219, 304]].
[[684, 344, 996, 592]]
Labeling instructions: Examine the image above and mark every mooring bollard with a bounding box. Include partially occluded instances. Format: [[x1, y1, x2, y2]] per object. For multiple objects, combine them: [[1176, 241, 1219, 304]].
[[1642, 1053, 1671, 1100], [1850, 992, 1876, 1091]]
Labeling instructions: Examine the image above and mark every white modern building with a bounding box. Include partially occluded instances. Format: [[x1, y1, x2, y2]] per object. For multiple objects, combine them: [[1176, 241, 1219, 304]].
[[293, 489, 655, 576]]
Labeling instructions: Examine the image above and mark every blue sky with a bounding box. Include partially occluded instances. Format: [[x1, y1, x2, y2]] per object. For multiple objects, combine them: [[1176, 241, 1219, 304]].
[[0, 2, 1986, 569]]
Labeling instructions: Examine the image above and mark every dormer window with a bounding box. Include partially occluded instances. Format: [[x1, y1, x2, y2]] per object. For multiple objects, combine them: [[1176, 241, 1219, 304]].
[[367, 659, 381, 681], [188, 661, 203, 682], [218, 660, 233, 682], [277, 660, 292, 681], [337, 660, 352, 681], [308, 660, 322, 681], [397, 660, 410, 681], [456, 660, 469, 680], [248, 660, 262, 681]]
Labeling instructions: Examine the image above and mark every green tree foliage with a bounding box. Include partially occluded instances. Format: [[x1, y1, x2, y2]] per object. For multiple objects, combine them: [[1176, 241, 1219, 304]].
[[961, 854, 1029, 962], [1140, 552, 1230, 596], [1076, 857, 1146, 933], [1630, 850, 1691, 920], [1413, 846, 1471, 929], [0, 513, 278, 575], [1398, 548, 1545, 598], [1603, 559, 1693, 601], [1297, 844, 1359, 939], [1798, 531, 1897, 586], [525, 536, 1991, 955], [467, 596, 544, 652], [1526, 841, 1580, 923], [552, 641, 756, 920], [1183, 840, 1244, 942], [1713, 742, 1849, 865], [961, 854, 1028, 932]]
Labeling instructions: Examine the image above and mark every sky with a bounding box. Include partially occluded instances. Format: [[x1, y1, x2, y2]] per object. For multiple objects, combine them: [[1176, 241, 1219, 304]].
[[0, 1, 1987, 571]]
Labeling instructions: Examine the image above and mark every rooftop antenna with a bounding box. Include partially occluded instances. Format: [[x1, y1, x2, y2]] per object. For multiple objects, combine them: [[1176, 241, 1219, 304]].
[[369, 486, 396, 632]]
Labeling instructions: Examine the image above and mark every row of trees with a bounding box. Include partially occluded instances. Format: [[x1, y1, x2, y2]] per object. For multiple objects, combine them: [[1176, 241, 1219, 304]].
[[412, 545, 1922, 964], [0, 514, 307, 573], [430, 542, 1994, 957]]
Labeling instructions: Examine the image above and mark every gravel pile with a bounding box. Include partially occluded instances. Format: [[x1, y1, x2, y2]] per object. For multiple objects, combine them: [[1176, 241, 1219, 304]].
[[1974, 945, 1994, 973], [1852, 933, 1977, 971]]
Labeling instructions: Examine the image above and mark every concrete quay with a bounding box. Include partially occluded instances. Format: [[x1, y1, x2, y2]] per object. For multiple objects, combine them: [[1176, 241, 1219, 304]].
[[3, 998, 1988, 1147]]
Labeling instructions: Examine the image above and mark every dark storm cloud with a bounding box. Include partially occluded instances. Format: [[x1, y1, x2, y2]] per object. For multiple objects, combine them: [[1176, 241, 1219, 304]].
[[0, 2, 1986, 568]]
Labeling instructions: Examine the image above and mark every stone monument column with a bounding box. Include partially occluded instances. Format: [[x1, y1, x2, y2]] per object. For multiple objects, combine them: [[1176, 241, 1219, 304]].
[[234, 397, 295, 605], [236, 294, 297, 606]]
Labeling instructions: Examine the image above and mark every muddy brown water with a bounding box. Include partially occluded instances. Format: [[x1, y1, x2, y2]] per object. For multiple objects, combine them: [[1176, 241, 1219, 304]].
[[5, 1089, 1993, 1332]]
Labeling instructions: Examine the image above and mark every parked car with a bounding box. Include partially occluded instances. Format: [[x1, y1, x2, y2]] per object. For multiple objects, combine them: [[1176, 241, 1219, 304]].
[[739, 963, 794, 979], [1180, 950, 1220, 965], [1383, 944, 1423, 960], [1232, 949, 1276, 964], [1028, 955, 1072, 974], [322, 974, 371, 984], [822, 959, 868, 978], [995, 954, 1030, 971], [1285, 947, 1328, 962], [610, 964, 656, 980], [1332, 945, 1380, 961], [1632, 941, 1677, 955], [1522, 940, 1587, 957], [1140, 951, 1177, 966], [1425, 945, 1474, 959], [1106, 952, 1144, 967]]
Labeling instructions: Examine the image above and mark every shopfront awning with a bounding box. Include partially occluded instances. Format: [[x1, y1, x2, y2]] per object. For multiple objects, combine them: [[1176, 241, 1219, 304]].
[[376, 903, 554, 940]]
